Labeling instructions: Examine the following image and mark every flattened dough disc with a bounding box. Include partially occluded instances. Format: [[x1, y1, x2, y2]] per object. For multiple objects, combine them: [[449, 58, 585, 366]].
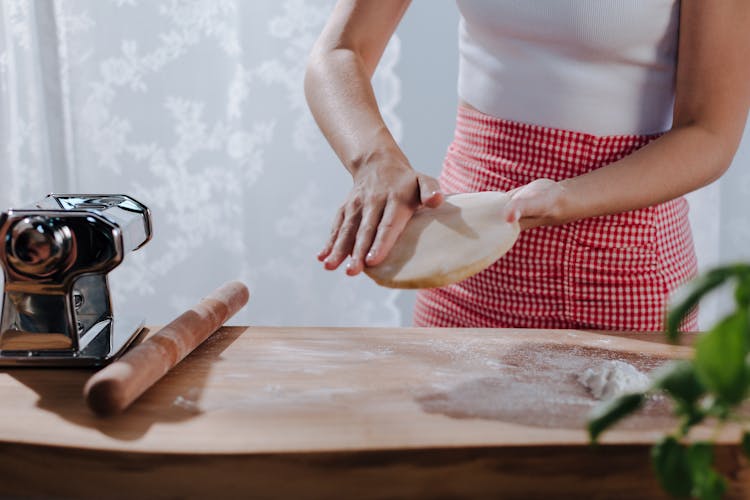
[[364, 191, 520, 289]]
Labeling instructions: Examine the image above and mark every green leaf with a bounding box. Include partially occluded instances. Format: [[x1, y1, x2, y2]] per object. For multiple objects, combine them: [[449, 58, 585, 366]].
[[588, 392, 644, 442], [687, 443, 727, 500], [653, 361, 707, 432], [742, 431, 750, 459], [652, 439, 728, 500], [695, 310, 750, 406], [693, 471, 727, 500], [652, 436, 693, 497], [666, 266, 739, 341], [734, 272, 750, 308], [654, 360, 706, 406]]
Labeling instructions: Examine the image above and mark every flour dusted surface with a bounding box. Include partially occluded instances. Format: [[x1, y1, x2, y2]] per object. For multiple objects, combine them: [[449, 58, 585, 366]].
[[578, 360, 652, 401], [417, 343, 673, 429]]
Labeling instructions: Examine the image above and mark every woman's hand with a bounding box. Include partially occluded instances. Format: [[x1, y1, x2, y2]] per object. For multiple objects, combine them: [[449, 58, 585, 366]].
[[319, 160, 443, 276], [305, 1, 432, 276], [504, 178, 568, 230]]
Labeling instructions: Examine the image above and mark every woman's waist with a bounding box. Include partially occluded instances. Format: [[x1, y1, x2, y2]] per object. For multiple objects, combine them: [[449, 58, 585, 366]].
[[457, 47, 676, 137], [451, 102, 663, 178]]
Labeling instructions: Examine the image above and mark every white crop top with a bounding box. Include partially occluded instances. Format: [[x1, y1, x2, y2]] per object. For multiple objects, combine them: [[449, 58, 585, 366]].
[[456, 0, 680, 136]]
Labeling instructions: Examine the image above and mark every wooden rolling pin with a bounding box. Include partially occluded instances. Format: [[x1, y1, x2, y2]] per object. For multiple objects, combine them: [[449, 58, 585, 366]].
[[84, 281, 250, 416]]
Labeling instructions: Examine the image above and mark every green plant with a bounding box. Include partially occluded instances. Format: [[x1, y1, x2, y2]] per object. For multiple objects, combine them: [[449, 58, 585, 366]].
[[588, 263, 750, 500]]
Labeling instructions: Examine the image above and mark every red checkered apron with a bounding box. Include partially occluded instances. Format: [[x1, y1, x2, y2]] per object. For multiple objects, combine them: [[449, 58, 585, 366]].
[[413, 106, 698, 331]]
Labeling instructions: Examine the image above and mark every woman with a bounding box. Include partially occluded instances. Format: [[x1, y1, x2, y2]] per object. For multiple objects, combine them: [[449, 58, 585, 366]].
[[304, 0, 750, 331]]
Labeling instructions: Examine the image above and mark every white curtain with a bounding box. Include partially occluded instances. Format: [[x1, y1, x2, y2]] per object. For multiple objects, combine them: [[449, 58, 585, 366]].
[[1, 0, 748, 329], [1, 0, 403, 326]]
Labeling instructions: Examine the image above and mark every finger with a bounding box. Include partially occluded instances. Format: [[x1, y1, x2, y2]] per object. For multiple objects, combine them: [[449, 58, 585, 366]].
[[504, 202, 522, 224], [417, 175, 443, 208], [518, 216, 544, 231], [506, 189, 545, 224], [365, 200, 412, 267], [505, 185, 521, 197], [324, 209, 361, 270], [318, 207, 345, 261], [347, 202, 385, 276]]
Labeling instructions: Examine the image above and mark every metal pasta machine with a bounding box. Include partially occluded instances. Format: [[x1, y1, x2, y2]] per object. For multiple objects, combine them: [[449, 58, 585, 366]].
[[0, 194, 152, 366]]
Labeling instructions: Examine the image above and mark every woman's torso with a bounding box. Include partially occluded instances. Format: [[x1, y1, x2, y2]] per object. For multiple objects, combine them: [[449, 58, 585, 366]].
[[456, 0, 680, 136]]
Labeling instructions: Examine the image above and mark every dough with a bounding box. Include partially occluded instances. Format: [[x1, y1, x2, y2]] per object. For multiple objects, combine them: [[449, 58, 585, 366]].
[[578, 360, 651, 401], [364, 192, 520, 289]]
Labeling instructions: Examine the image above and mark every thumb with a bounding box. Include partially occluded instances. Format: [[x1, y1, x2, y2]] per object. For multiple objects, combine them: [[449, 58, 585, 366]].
[[417, 175, 443, 208], [504, 203, 522, 224], [504, 195, 525, 223], [505, 189, 545, 223]]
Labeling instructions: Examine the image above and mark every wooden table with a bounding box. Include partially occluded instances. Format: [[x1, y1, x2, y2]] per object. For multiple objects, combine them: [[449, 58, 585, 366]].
[[0, 327, 747, 499]]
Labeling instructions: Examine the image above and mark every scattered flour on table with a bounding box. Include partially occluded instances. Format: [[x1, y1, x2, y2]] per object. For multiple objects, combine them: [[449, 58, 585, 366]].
[[577, 360, 651, 401], [416, 343, 673, 429], [172, 394, 201, 413]]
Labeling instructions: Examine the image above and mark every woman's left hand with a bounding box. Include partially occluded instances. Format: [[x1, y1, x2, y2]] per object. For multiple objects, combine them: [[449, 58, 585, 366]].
[[504, 178, 568, 230]]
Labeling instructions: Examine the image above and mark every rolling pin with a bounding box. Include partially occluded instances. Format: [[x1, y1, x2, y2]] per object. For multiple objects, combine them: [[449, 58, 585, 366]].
[[84, 281, 250, 416]]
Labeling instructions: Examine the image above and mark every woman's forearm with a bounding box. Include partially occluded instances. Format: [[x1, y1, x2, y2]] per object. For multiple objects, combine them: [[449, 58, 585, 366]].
[[558, 0, 750, 224], [304, 46, 409, 178], [507, 1, 750, 231], [558, 123, 744, 223], [304, 0, 442, 274]]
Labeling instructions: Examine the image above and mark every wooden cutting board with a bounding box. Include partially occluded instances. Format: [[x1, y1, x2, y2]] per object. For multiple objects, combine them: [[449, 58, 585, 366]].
[[0, 327, 747, 499]]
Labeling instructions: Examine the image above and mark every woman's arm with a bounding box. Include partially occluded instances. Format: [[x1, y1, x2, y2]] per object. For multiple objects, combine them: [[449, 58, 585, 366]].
[[506, 0, 750, 229], [305, 0, 442, 275]]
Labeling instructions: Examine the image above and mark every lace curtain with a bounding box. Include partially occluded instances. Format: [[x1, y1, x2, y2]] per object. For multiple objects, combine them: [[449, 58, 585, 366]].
[[1, 0, 748, 328]]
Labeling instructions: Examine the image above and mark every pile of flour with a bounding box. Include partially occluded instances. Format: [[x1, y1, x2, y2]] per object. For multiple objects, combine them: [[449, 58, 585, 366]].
[[578, 360, 651, 400]]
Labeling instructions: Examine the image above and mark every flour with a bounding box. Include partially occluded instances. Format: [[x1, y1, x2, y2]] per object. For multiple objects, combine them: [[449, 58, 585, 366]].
[[578, 360, 651, 401], [416, 343, 672, 430]]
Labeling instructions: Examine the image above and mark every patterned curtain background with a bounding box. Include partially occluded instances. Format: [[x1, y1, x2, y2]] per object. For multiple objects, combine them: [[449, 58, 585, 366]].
[[0, 0, 748, 328]]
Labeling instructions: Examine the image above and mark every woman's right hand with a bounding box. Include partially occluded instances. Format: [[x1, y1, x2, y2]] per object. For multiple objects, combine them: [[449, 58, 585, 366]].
[[318, 158, 443, 276], [306, 1, 439, 276]]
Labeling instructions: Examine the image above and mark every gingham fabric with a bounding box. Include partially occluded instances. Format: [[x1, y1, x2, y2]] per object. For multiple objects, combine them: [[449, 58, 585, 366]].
[[413, 106, 698, 332]]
